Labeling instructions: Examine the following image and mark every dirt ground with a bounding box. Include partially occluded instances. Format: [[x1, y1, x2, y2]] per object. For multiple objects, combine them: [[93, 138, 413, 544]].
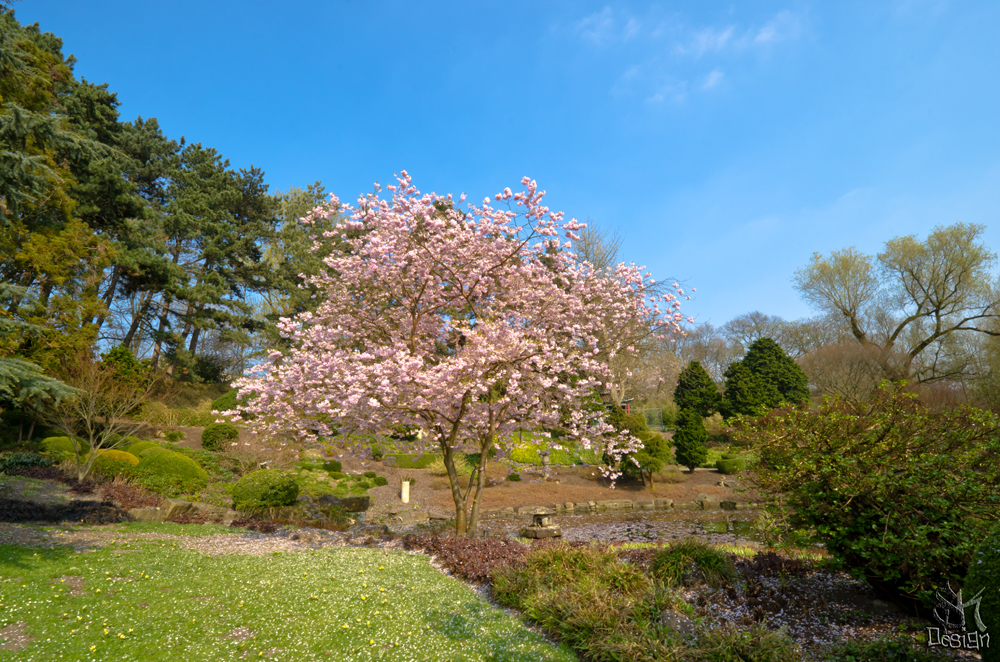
[[154, 427, 753, 515]]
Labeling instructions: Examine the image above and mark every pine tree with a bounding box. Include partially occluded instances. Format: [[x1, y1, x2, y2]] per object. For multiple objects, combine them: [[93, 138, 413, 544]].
[[673, 408, 708, 472], [674, 360, 722, 416]]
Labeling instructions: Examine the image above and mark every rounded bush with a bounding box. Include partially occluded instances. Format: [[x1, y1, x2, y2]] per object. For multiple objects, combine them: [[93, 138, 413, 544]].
[[41, 436, 88, 459], [721, 452, 741, 460], [323, 460, 342, 474], [123, 439, 159, 456], [507, 472, 522, 482], [211, 388, 239, 413], [92, 449, 140, 477], [201, 422, 239, 452], [965, 525, 1000, 662], [135, 449, 209, 488], [363, 470, 377, 479], [372, 475, 388, 487], [231, 469, 300, 511], [716, 458, 746, 475], [328, 471, 346, 480]]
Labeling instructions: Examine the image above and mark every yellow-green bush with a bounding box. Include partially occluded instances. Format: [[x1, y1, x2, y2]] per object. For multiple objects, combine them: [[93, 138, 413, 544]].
[[231, 469, 299, 511], [135, 449, 208, 488], [123, 439, 160, 455], [41, 436, 88, 459], [92, 449, 140, 477]]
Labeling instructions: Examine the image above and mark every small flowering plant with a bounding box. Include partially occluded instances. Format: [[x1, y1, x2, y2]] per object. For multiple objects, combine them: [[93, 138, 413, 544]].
[[229, 173, 686, 537]]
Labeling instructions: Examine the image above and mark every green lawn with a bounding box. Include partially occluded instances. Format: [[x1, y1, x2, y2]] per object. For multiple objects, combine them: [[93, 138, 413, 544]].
[[0, 526, 575, 661]]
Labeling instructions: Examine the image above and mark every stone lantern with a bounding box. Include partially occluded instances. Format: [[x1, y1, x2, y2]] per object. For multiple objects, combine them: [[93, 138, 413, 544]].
[[520, 509, 561, 539]]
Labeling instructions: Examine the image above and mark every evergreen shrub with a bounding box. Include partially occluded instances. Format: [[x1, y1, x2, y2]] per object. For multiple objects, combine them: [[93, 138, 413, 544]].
[[673, 410, 708, 472], [322, 460, 342, 473], [232, 469, 300, 511], [92, 449, 140, 477], [135, 449, 208, 489], [41, 436, 88, 459], [201, 422, 239, 451], [716, 458, 746, 475]]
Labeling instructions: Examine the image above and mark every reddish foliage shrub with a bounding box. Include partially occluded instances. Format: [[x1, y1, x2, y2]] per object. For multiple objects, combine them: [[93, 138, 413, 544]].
[[401, 534, 532, 582], [99, 481, 162, 510]]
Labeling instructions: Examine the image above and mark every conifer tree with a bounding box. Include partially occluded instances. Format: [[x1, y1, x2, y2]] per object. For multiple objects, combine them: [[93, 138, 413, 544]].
[[674, 360, 721, 416], [673, 408, 708, 472]]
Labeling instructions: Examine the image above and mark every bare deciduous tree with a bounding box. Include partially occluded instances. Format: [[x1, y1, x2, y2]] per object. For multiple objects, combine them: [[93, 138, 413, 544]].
[[793, 223, 1000, 382]]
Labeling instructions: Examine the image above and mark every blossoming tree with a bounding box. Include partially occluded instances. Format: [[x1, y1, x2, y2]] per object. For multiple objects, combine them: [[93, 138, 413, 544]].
[[229, 173, 687, 537]]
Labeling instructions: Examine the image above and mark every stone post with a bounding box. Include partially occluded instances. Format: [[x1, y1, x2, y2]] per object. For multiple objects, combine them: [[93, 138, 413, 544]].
[[401, 480, 410, 504]]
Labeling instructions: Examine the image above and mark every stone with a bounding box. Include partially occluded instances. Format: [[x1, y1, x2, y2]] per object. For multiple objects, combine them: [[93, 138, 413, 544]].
[[699, 498, 720, 510], [722, 480, 739, 488], [635, 500, 655, 510], [720, 501, 738, 511], [520, 525, 561, 539], [128, 507, 165, 522], [396, 510, 428, 524], [517, 505, 545, 516], [427, 509, 451, 521], [735, 503, 755, 510], [596, 499, 632, 511], [564, 502, 574, 510], [163, 499, 197, 520], [654, 499, 674, 509], [316, 495, 370, 512], [673, 502, 698, 509]]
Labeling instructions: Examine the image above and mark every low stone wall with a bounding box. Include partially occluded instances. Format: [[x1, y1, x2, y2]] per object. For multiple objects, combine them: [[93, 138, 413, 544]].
[[479, 495, 756, 520]]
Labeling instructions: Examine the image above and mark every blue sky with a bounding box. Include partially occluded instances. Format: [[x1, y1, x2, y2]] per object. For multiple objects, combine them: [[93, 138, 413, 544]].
[[18, 1, 1000, 326]]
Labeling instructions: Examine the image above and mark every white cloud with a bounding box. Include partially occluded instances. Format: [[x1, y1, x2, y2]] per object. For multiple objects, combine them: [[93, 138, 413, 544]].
[[678, 26, 735, 57], [752, 10, 803, 46], [702, 68, 724, 90], [576, 7, 615, 45]]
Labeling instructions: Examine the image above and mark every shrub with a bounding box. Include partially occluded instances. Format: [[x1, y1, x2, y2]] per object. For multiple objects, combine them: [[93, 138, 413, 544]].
[[370, 445, 384, 461], [92, 449, 140, 477], [328, 471, 346, 480], [737, 385, 1000, 615], [372, 475, 388, 487], [965, 524, 1000, 662], [41, 436, 88, 459], [231, 469, 299, 511], [202, 422, 239, 451], [507, 472, 521, 482], [211, 388, 239, 413], [721, 452, 741, 460], [322, 459, 342, 473], [716, 458, 746, 475], [384, 453, 440, 469], [363, 470, 377, 478], [509, 446, 541, 464], [651, 539, 737, 588], [0, 452, 53, 474], [163, 430, 185, 443], [673, 409, 708, 472], [135, 449, 209, 489]]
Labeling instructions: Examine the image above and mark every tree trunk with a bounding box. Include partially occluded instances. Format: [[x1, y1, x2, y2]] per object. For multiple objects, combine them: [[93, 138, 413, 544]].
[[466, 440, 492, 536], [123, 291, 154, 349], [92, 265, 122, 330], [149, 305, 170, 370], [443, 443, 469, 536]]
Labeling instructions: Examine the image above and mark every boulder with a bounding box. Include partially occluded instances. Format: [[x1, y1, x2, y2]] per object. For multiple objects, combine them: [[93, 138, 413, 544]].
[[720, 501, 738, 511], [163, 499, 197, 520], [596, 499, 632, 511], [427, 508, 451, 521], [654, 499, 674, 509], [128, 507, 165, 522], [396, 510, 428, 524], [635, 500, 655, 510], [316, 495, 370, 512]]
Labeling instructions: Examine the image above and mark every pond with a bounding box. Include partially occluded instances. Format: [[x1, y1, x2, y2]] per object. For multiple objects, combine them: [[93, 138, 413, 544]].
[[478, 508, 767, 547]]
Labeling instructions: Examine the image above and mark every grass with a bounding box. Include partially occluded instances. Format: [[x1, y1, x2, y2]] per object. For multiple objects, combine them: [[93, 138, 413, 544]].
[[383, 453, 442, 470], [0, 529, 576, 661], [650, 538, 738, 588]]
